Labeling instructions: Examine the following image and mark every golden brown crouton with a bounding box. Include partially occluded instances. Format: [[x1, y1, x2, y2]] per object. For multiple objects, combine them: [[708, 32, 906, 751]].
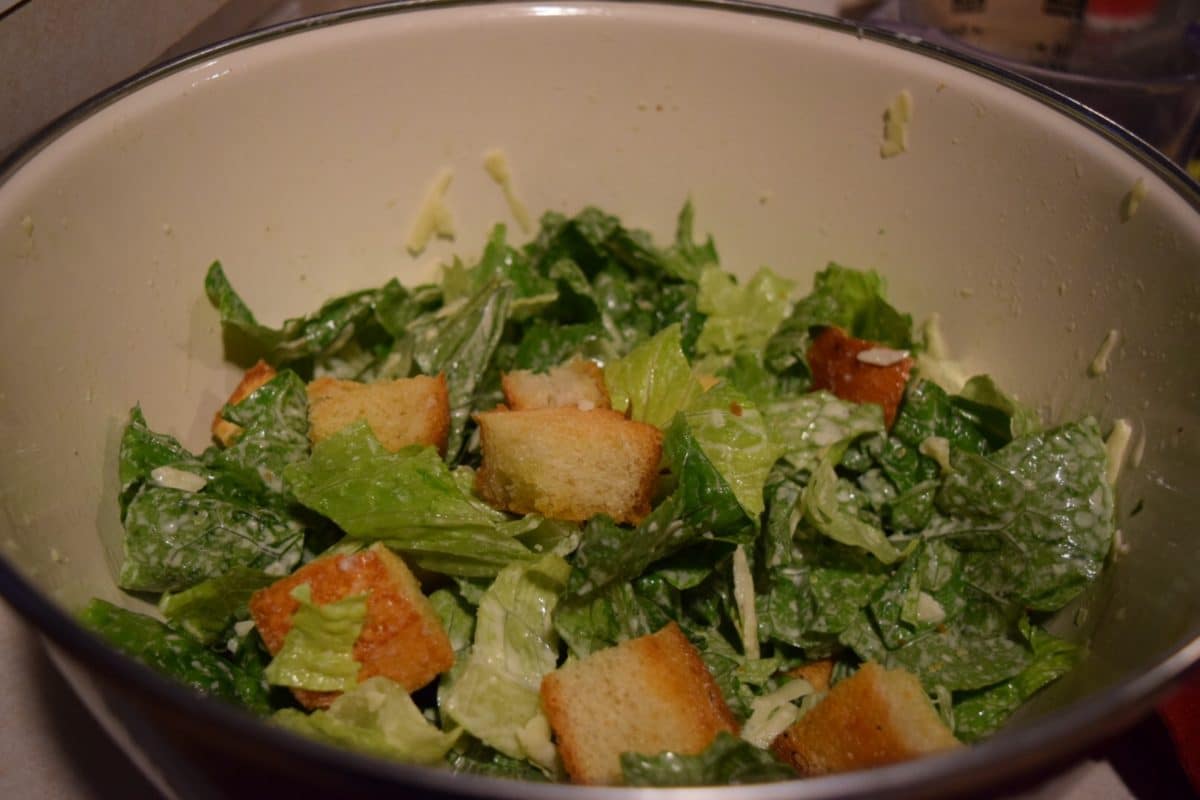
[[501, 357, 611, 411], [212, 360, 278, 446], [541, 623, 738, 785], [808, 327, 913, 429], [771, 662, 960, 776], [474, 407, 661, 524], [787, 658, 835, 694], [306, 374, 449, 455], [249, 543, 454, 710]]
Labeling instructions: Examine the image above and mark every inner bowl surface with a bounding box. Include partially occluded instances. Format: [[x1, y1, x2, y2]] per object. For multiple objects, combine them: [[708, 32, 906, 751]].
[[1, 2, 1198, 797]]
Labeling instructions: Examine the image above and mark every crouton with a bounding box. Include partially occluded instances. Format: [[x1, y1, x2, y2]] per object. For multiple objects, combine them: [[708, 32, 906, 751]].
[[541, 623, 738, 785], [212, 360, 277, 446], [474, 406, 661, 524], [306, 374, 449, 454], [787, 658, 835, 694], [249, 543, 454, 709], [807, 327, 912, 428], [501, 357, 610, 411], [771, 662, 960, 776]]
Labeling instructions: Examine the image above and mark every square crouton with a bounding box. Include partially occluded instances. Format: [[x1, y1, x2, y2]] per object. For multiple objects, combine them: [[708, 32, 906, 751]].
[[212, 360, 278, 446], [540, 622, 738, 785], [248, 543, 454, 709], [307, 374, 449, 455], [771, 661, 960, 776], [474, 406, 661, 525], [807, 327, 912, 428], [501, 357, 611, 411], [787, 658, 835, 694]]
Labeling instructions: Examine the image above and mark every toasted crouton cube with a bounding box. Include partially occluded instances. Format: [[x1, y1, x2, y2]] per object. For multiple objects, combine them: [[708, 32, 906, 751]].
[[474, 407, 661, 524], [540, 623, 738, 785], [771, 662, 960, 776], [807, 327, 912, 428], [787, 658, 835, 693], [212, 360, 277, 446], [307, 374, 449, 454], [501, 357, 611, 411], [249, 543, 454, 709]]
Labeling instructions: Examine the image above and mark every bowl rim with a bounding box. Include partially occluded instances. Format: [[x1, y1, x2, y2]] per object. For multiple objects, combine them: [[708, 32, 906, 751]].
[[1, 1, 1198, 797]]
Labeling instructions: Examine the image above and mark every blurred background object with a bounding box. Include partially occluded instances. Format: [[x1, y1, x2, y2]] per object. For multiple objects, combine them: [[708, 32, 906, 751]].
[[886, 0, 1200, 163]]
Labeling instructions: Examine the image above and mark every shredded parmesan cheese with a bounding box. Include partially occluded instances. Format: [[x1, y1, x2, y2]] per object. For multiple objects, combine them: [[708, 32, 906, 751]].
[[405, 168, 456, 255]]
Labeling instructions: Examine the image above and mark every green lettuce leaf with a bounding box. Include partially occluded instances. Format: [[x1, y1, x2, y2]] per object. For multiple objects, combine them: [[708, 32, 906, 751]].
[[621, 731, 795, 786], [443, 225, 556, 318], [952, 374, 1043, 447], [765, 263, 912, 378], [428, 587, 477, 654], [116, 404, 307, 593], [158, 567, 275, 646], [604, 323, 701, 428], [953, 623, 1079, 742], [764, 391, 886, 476], [441, 554, 570, 769], [446, 736, 550, 781], [263, 584, 366, 692], [695, 266, 794, 362], [803, 440, 902, 564], [273, 676, 459, 764], [119, 485, 304, 593], [684, 384, 786, 518], [208, 370, 311, 494], [205, 261, 382, 367], [79, 599, 269, 713], [935, 419, 1115, 611], [283, 424, 533, 577], [660, 199, 719, 283], [409, 277, 513, 459], [554, 581, 656, 658]]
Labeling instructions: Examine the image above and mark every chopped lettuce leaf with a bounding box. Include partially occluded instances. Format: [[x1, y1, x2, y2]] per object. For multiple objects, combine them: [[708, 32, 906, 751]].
[[683, 384, 786, 518], [119, 485, 304, 593], [803, 440, 902, 564], [554, 580, 655, 657], [409, 277, 513, 459], [274, 676, 459, 764], [283, 424, 533, 577], [935, 419, 1114, 611], [765, 263, 912, 379], [695, 266, 794, 363], [764, 391, 886, 475], [116, 405, 306, 593], [209, 370, 311, 495], [264, 584, 366, 692], [428, 588, 477, 654], [80, 599, 269, 713], [661, 199, 719, 283], [953, 623, 1079, 742], [442, 554, 570, 769], [205, 261, 382, 367], [952, 374, 1043, 447], [158, 567, 275, 646], [621, 731, 796, 786], [604, 323, 701, 428], [740, 677, 816, 749]]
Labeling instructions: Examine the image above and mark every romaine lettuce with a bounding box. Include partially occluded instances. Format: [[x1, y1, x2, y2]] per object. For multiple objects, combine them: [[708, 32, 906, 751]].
[[264, 583, 366, 692], [274, 676, 459, 764]]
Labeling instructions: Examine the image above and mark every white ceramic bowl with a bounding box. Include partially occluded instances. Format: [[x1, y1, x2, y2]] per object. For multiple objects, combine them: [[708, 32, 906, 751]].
[[1, 2, 1198, 797]]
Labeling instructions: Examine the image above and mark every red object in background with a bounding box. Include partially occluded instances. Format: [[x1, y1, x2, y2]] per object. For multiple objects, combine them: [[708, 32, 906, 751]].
[[1086, 0, 1160, 29], [1159, 670, 1200, 794]]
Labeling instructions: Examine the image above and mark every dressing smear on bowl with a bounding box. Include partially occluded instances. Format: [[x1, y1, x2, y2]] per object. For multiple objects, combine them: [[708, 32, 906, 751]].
[[82, 201, 1121, 787]]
